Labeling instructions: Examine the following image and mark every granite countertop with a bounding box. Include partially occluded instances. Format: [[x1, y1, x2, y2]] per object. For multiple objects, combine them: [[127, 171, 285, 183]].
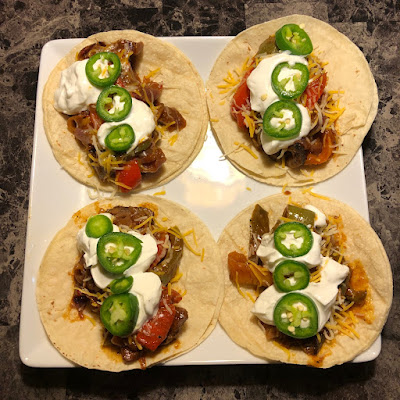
[[1, 0, 399, 399]]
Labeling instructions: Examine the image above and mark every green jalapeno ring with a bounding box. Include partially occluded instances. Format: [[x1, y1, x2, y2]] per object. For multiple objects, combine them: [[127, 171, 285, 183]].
[[85, 215, 113, 238], [105, 124, 135, 153], [96, 86, 132, 122], [271, 62, 309, 99], [97, 232, 142, 274], [100, 293, 139, 337], [275, 24, 313, 56], [263, 100, 302, 140], [273, 292, 318, 339], [85, 52, 121, 87], [273, 260, 310, 292], [274, 221, 313, 258], [110, 276, 134, 294]]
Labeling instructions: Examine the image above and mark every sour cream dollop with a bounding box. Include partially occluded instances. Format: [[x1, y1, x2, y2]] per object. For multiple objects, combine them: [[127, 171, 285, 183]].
[[97, 98, 156, 154], [304, 205, 328, 229], [252, 257, 349, 332], [76, 215, 158, 289], [54, 59, 102, 115], [247, 52, 308, 114], [129, 272, 162, 332]]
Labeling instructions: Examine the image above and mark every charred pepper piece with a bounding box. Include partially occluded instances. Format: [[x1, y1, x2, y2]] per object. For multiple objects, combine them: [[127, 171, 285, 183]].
[[148, 227, 183, 285], [283, 204, 315, 227], [249, 204, 270, 263], [256, 36, 279, 55]]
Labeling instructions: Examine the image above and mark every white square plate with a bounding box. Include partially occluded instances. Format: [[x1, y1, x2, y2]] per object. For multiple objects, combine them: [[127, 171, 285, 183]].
[[19, 37, 380, 367]]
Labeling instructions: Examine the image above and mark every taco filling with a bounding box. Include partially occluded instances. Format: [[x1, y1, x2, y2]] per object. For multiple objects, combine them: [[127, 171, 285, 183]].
[[71, 205, 189, 365], [227, 23, 342, 169], [54, 40, 186, 192], [228, 201, 372, 363]]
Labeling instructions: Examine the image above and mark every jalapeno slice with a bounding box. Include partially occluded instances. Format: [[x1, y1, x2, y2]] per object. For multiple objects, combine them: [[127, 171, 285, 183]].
[[263, 100, 302, 140], [275, 24, 313, 55], [105, 124, 135, 152], [96, 86, 132, 122], [274, 222, 313, 257], [271, 62, 309, 99], [97, 232, 142, 274], [85, 215, 113, 238], [273, 260, 310, 292], [85, 52, 121, 87], [100, 293, 139, 337], [273, 293, 318, 338], [110, 276, 134, 294]]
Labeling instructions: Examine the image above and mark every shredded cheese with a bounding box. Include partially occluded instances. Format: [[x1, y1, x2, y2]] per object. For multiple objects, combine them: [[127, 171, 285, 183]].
[[168, 133, 179, 146], [235, 271, 247, 299], [84, 313, 96, 326], [170, 270, 183, 283], [233, 141, 259, 159], [133, 216, 153, 230]]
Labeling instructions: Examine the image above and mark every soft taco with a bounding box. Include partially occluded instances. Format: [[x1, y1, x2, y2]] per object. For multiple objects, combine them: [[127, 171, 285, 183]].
[[36, 196, 223, 371], [218, 192, 392, 368], [207, 15, 378, 186], [43, 30, 208, 192]]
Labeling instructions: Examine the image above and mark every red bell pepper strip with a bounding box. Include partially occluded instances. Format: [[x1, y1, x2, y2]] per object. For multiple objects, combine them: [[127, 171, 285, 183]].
[[136, 290, 176, 351], [230, 68, 254, 129], [305, 130, 335, 165], [305, 73, 328, 110], [116, 159, 142, 192]]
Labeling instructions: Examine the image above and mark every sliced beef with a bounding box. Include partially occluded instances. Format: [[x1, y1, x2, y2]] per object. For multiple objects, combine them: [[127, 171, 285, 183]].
[[107, 206, 154, 233], [137, 146, 166, 174], [158, 104, 187, 131], [163, 306, 188, 345]]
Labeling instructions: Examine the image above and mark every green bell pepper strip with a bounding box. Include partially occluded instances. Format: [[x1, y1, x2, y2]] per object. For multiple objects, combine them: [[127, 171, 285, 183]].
[[97, 232, 142, 274], [275, 24, 313, 55], [85, 52, 121, 87], [110, 276, 134, 294], [284, 205, 315, 227], [100, 293, 139, 337], [96, 86, 132, 122], [85, 215, 113, 238], [105, 124, 135, 152], [273, 292, 318, 339], [262, 100, 302, 140], [271, 62, 309, 99], [273, 260, 310, 292], [274, 222, 313, 257]]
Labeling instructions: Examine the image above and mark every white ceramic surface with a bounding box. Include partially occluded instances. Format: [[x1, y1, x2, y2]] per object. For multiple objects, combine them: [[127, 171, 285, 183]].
[[19, 37, 380, 367]]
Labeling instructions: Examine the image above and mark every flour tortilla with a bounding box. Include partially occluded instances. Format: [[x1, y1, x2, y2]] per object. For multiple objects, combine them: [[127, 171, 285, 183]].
[[218, 192, 392, 368], [43, 30, 208, 192], [36, 196, 223, 371], [207, 15, 378, 186]]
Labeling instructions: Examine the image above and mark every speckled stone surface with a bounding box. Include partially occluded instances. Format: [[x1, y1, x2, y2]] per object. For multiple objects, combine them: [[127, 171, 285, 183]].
[[0, 0, 399, 399]]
